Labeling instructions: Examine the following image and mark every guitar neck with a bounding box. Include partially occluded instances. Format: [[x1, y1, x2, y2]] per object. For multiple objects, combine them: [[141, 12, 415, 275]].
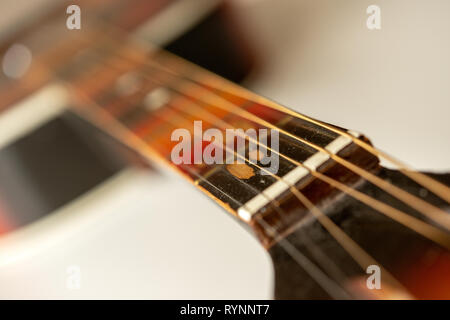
[[61, 46, 450, 300], [0, 8, 381, 247], [60, 40, 380, 248]]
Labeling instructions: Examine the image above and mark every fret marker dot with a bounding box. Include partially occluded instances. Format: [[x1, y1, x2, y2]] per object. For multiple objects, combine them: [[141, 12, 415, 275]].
[[2, 44, 32, 79], [226, 163, 255, 180], [115, 72, 142, 96], [144, 88, 171, 111]]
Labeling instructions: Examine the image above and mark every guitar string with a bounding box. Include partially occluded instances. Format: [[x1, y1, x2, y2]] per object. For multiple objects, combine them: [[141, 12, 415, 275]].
[[66, 44, 408, 293], [51, 41, 402, 296], [22, 23, 442, 298], [86, 85, 406, 299], [1, 6, 440, 298], [36, 33, 450, 255], [74, 50, 375, 288], [94, 39, 450, 232], [29, 32, 415, 298], [89, 11, 450, 212], [80, 44, 449, 246], [192, 171, 353, 300], [42, 44, 359, 298], [64, 82, 353, 300], [102, 50, 450, 247], [22, 8, 450, 300], [50, 42, 404, 297], [151, 96, 406, 291], [89, 9, 450, 233], [165, 94, 450, 249], [152, 131, 354, 299], [141, 57, 450, 231], [195, 72, 450, 204], [151, 47, 450, 205]]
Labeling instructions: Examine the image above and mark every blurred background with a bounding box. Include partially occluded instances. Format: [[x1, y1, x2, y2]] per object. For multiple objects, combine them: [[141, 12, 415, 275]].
[[0, 0, 449, 299]]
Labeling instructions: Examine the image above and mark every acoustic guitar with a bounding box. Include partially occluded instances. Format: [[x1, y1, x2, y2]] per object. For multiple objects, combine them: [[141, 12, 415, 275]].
[[0, 0, 449, 299]]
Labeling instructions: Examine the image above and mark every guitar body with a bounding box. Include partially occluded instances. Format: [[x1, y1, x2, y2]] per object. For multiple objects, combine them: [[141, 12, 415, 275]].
[[0, 0, 449, 300], [0, 0, 268, 299], [272, 169, 450, 299], [0, 0, 253, 235]]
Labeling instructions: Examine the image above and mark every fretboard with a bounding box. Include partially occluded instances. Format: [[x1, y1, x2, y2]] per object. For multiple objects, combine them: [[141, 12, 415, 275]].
[[61, 43, 379, 247]]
